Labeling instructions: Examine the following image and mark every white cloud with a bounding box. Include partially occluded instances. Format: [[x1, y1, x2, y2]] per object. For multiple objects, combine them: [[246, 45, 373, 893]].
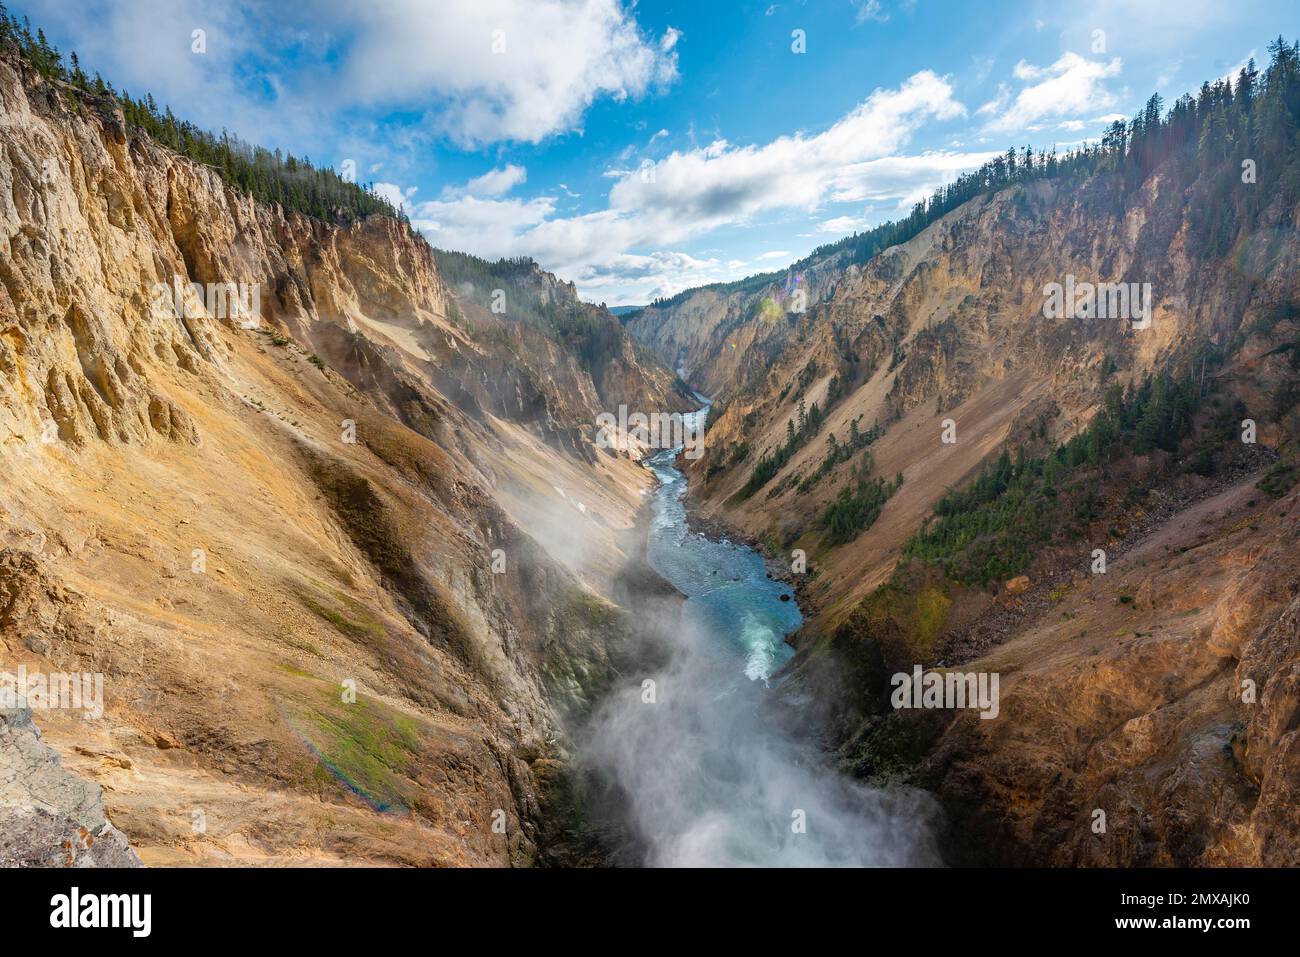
[[374, 182, 419, 211], [447, 164, 528, 198], [818, 215, 870, 233], [825, 150, 1000, 204], [854, 0, 888, 24], [755, 250, 792, 261], [566, 250, 736, 301], [1058, 112, 1129, 132], [38, 0, 678, 149], [336, 0, 679, 145], [606, 70, 965, 232], [414, 195, 557, 253], [402, 71, 986, 300], [976, 84, 1010, 117], [980, 53, 1123, 134], [1219, 50, 1258, 86]]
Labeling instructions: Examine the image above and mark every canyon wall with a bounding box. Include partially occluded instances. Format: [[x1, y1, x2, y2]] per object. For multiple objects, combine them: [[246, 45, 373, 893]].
[[0, 50, 680, 866], [629, 144, 1300, 865]]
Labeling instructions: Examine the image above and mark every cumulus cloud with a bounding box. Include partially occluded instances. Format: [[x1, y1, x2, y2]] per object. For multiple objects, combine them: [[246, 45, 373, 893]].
[[446, 164, 528, 198], [818, 215, 870, 233], [435, 71, 967, 257], [401, 71, 989, 301], [979, 52, 1123, 134], [565, 250, 738, 301], [373, 182, 419, 211], [413, 195, 557, 254], [607, 71, 965, 227], [825, 150, 1001, 203], [36, 0, 677, 148], [335, 0, 679, 144]]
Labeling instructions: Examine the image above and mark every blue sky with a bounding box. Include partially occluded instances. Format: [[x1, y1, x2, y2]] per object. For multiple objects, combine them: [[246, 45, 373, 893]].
[[22, 0, 1296, 304]]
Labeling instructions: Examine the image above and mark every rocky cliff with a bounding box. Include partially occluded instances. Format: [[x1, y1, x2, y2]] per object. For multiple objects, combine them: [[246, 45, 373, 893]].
[[0, 47, 682, 866], [638, 175, 1296, 624], [627, 82, 1300, 865]]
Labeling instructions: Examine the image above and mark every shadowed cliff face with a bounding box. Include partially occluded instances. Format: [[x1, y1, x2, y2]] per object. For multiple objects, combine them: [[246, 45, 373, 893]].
[[0, 49, 685, 866], [625, 124, 1300, 864]]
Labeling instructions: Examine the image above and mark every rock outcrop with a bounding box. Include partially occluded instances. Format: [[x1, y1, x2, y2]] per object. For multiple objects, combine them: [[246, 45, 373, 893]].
[[0, 703, 141, 867]]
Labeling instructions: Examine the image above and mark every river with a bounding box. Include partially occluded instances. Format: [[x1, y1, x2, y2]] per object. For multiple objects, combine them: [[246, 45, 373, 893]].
[[583, 405, 941, 866]]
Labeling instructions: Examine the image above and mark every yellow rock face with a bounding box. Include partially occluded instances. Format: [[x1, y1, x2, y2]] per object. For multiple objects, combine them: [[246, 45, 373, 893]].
[[0, 52, 680, 867]]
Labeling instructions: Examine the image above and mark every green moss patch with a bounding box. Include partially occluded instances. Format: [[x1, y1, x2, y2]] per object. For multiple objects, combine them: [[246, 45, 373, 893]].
[[299, 589, 387, 643], [281, 683, 428, 813]]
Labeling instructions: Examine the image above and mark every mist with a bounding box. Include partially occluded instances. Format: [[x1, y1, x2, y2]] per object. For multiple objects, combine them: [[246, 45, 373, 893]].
[[575, 443, 943, 867], [582, 614, 942, 866]]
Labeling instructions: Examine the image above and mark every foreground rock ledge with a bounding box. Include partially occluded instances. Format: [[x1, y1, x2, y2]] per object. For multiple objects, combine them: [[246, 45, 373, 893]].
[[0, 704, 142, 867]]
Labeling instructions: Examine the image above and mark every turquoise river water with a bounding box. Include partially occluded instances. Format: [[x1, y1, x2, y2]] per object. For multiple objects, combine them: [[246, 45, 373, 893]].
[[584, 405, 940, 866]]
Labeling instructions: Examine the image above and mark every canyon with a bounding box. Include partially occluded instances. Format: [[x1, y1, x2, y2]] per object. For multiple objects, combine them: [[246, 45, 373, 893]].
[[3, 26, 1300, 869]]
